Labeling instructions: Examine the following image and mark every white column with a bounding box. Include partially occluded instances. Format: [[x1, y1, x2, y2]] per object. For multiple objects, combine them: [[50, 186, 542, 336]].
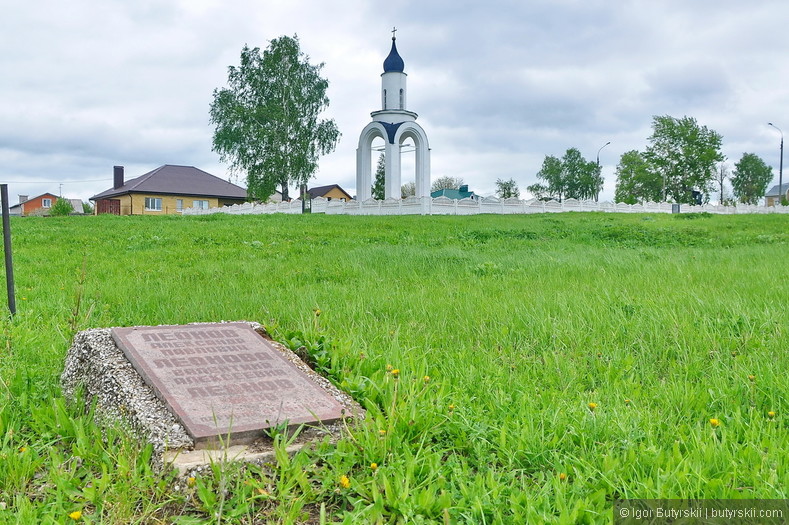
[[384, 141, 401, 199], [356, 146, 372, 202]]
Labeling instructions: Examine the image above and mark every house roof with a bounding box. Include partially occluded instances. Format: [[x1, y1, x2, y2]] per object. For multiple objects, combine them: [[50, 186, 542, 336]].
[[90, 165, 247, 201], [307, 184, 352, 200], [765, 183, 789, 196], [430, 188, 477, 200], [8, 193, 59, 211]]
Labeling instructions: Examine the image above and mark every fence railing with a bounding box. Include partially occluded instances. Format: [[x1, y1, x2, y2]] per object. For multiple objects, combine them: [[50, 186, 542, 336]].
[[183, 196, 789, 216]]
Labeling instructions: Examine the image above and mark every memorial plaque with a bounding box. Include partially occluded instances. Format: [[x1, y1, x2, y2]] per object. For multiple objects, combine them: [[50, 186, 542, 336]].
[[111, 323, 346, 446]]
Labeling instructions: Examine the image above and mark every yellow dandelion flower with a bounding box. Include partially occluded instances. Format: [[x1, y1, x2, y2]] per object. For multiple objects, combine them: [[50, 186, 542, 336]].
[[748, 375, 755, 382], [448, 404, 456, 412], [559, 472, 567, 481], [768, 411, 776, 419], [391, 369, 400, 378], [624, 399, 631, 405], [313, 308, 321, 317], [588, 402, 598, 411], [370, 463, 378, 470], [378, 429, 386, 436], [423, 375, 430, 383], [339, 475, 350, 489], [68, 510, 82, 521], [710, 418, 720, 427], [187, 477, 196, 487]]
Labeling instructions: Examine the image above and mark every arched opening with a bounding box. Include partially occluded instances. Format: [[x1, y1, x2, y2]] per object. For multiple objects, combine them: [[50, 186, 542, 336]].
[[399, 138, 416, 198], [356, 123, 387, 202], [399, 89, 404, 109], [370, 136, 386, 200]]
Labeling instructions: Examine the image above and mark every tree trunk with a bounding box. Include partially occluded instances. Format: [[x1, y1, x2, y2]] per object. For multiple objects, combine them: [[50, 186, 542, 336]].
[[280, 180, 289, 202]]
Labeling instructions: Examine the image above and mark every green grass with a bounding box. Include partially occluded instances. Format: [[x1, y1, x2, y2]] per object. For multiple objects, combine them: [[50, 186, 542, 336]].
[[1, 212, 787, 523]]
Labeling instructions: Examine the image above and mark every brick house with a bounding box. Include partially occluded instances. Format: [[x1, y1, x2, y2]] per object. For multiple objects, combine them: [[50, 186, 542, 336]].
[[91, 165, 247, 215]]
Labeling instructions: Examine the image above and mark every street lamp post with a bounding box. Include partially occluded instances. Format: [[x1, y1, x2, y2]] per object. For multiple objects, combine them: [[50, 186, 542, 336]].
[[768, 123, 783, 206], [595, 141, 610, 201]]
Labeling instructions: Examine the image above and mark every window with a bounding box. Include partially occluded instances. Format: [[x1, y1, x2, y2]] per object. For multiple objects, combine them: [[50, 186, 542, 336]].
[[383, 89, 387, 108], [399, 89, 404, 109], [144, 197, 162, 211], [176, 199, 184, 212], [193, 200, 209, 210], [42, 198, 52, 208]]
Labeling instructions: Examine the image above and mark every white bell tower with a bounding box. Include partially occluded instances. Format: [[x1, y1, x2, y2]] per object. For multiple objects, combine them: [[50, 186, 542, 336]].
[[356, 29, 431, 201]]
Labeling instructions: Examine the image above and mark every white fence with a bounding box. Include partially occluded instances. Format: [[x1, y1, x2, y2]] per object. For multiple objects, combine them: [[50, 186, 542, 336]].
[[183, 196, 789, 216], [182, 200, 304, 216]]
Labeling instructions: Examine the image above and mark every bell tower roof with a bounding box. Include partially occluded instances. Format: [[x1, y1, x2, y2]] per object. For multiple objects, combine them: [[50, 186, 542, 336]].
[[383, 32, 405, 73]]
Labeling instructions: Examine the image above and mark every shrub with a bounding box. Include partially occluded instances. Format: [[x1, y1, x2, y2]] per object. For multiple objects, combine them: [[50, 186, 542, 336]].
[[49, 198, 74, 216]]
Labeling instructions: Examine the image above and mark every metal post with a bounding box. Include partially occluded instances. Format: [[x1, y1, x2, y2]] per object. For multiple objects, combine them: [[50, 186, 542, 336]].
[[768, 123, 783, 205], [1, 184, 16, 316], [595, 141, 610, 202]]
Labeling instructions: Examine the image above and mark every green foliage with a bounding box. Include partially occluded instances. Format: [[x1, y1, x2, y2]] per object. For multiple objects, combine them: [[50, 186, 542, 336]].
[[495, 177, 520, 199], [430, 175, 464, 193], [210, 35, 340, 202], [3, 213, 789, 522], [82, 201, 93, 214], [48, 198, 74, 216], [531, 148, 601, 202], [372, 153, 385, 200], [614, 150, 662, 204], [644, 115, 725, 204], [401, 181, 415, 198], [731, 153, 773, 204]]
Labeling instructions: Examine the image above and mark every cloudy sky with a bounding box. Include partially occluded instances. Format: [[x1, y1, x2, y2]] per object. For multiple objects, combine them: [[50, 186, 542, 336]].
[[3, 0, 788, 204]]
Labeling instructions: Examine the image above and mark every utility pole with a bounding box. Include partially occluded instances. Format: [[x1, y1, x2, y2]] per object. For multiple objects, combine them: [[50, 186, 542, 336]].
[[768, 123, 783, 205]]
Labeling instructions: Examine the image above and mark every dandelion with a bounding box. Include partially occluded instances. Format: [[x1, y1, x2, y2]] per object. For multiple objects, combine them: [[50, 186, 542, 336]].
[[624, 399, 631, 405], [68, 510, 82, 521], [748, 375, 755, 382], [588, 402, 598, 411], [313, 308, 321, 317], [391, 369, 400, 378], [731, 351, 737, 357], [187, 477, 196, 487], [710, 418, 720, 428], [559, 472, 567, 481], [423, 375, 430, 383], [257, 488, 269, 496], [768, 411, 776, 419], [378, 429, 387, 436], [448, 404, 456, 412], [370, 463, 378, 470], [18, 446, 27, 453], [339, 475, 350, 489]]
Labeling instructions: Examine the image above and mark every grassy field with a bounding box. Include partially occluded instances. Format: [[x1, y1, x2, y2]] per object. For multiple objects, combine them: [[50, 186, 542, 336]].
[[0, 211, 787, 523]]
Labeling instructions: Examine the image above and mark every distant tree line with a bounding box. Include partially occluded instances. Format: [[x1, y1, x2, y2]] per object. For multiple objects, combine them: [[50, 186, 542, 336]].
[[524, 115, 776, 205], [612, 115, 772, 205], [527, 148, 603, 202]]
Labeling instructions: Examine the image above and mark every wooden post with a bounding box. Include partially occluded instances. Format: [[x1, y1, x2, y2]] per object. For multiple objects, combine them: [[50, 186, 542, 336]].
[[1, 184, 16, 316]]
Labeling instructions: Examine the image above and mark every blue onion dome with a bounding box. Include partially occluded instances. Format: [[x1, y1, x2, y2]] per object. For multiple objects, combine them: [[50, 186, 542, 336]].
[[383, 37, 405, 73]]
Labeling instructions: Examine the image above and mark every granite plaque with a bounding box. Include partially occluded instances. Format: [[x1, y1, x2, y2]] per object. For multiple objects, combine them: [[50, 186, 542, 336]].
[[111, 323, 346, 445]]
